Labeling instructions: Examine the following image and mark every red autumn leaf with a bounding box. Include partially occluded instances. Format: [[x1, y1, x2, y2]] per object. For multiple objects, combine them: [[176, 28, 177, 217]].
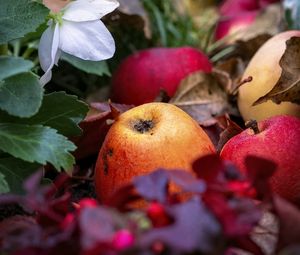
[[72, 103, 132, 160]]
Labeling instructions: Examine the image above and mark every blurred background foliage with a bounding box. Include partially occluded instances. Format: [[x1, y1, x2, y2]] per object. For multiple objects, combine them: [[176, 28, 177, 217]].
[[8, 0, 295, 103]]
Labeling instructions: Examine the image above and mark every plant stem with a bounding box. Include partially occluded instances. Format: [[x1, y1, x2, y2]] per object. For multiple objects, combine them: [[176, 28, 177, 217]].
[[0, 44, 8, 56], [22, 47, 35, 59], [12, 40, 21, 56]]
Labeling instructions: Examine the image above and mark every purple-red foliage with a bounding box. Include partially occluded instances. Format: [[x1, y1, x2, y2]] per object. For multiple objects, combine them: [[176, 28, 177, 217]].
[[1, 154, 300, 255]]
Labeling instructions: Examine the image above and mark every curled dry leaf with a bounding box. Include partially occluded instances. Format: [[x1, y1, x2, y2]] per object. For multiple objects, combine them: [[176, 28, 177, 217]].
[[111, 0, 151, 38], [212, 34, 271, 79], [254, 36, 300, 105], [216, 116, 243, 152], [170, 70, 238, 123], [251, 211, 278, 255], [118, 0, 148, 18], [238, 3, 283, 42], [217, 3, 283, 45], [234, 34, 273, 62], [216, 58, 246, 88], [213, 35, 272, 99]]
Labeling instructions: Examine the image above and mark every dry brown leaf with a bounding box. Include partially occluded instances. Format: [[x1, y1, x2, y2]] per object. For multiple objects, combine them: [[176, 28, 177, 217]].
[[170, 70, 238, 123], [216, 116, 243, 152], [72, 102, 133, 160], [117, 0, 151, 38], [212, 35, 272, 96], [254, 36, 300, 105], [211, 34, 271, 69], [230, 3, 284, 43], [235, 34, 272, 62], [251, 211, 278, 255], [216, 58, 245, 81]]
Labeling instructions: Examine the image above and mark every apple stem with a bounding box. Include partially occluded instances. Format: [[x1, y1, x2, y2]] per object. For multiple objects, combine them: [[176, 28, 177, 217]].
[[231, 76, 253, 95], [245, 119, 260, 134]]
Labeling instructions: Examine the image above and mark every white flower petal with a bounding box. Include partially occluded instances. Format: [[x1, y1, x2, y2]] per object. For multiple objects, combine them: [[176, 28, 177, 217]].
[[63, 0, 119, 21], [54, 49, 62, 66], [39, 68, 53, 86], [78, 0, 119, 16], [63, 5, 99, 22], [59, 20, 115, 61], [38, 22, 60, 86]]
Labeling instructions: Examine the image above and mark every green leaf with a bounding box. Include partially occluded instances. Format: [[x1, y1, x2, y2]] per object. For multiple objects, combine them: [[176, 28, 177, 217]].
[[0, 56, 34, 81], [0, 123, 76, 171], [0, 157, 40, 194], [61, 53, 111, 76], [0, 0, 49, 44], [0, 72, 43, 118], [0, 172, 9, 193], [23, 92, 88, 136], [0, 92, 88, 137]]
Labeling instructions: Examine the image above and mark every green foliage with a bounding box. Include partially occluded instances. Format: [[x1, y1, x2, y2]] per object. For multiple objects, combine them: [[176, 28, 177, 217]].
[[0, 2, 91, 194], [0, 157, 40, 194], [0, 123, 76, 171], [284, 0, 300, 29], [0, 91, 88, 193], [0, 56, 33, 80], [142, 0, 198, 47], [0, 171, 9, 193], [0, 92, 89, 137], [0, 72, 43, 117], [0, 0, 48, 44], [61, 53, 110, 76], [0, 56, 43, 117]]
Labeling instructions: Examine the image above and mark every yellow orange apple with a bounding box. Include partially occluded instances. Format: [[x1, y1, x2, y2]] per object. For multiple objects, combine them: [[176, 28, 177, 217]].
[[94, 102, 215, 202], [238, 30, 300, 121]]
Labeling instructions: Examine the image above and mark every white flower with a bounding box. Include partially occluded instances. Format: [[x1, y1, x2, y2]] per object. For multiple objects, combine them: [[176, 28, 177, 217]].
[[39, 0, 119, 86]]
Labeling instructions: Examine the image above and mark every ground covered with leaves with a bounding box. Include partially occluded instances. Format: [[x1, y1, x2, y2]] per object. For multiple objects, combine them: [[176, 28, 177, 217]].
[[1, 0, 300, 254]]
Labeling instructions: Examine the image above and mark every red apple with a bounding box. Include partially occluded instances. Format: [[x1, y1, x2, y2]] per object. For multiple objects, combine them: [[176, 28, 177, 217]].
[[216, 0, 280, 41], [219, 0, 279, 15], [110, 47, 212, 106], [259, 0, 280, 8], [220, 115, 300, 205], [219, 0, 259, 16], [215, 12, 257, 41]]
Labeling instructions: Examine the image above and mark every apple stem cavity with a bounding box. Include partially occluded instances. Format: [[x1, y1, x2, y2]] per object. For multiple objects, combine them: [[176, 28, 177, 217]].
[[133, 119, 154, 134], [245, 119, 260, 134]]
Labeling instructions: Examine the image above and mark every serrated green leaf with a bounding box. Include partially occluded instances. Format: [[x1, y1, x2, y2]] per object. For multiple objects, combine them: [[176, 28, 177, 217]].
[[61, 53, 111, 76], [0, 123, 76, 171], [0, 72, 43, 118], [0, 56, 34, 81], [25, 92, 88, 136], [0, 172, 9, 193], [0, 92, 88, 137], [0, 0, 49, 43], [0, 157, 40, 194]]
